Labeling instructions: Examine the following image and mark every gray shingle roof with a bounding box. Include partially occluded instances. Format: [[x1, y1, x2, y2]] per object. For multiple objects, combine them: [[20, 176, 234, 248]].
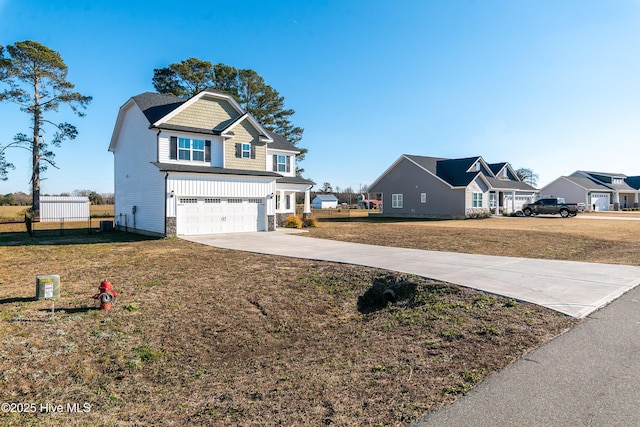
[[404, 154, 535, 190], [313, 194, 338, 201], [626, 176, 640, 190], [276, 176, 315, 185], [405, 155, 482, 187], [132, 92, 184, 124], [485, 177, 536, 191], [151, 162, 282, 178], [562, 176, 613, 191], [487, 162, 507, 175]]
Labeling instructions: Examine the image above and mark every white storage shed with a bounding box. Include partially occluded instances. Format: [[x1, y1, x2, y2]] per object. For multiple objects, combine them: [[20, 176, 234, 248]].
[[312, 194, 339, 209], [40, 196, 90, 222]]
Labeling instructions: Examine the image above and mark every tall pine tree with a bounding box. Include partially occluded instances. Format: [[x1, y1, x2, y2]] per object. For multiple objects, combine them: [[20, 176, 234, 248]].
[[0, 40, 91, 213]]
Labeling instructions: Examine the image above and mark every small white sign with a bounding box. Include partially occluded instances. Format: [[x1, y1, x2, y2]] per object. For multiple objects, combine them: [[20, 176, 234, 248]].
[[44, 282, 53, 299]]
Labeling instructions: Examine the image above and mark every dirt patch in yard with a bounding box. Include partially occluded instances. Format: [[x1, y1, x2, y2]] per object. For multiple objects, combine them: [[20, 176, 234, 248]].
[[0, 233, 576, 426]]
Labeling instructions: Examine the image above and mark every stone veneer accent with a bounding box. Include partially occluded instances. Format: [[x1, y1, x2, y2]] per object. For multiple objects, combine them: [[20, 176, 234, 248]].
[[267, 215, 276, 231], [276, 213, 292, 227], [165, 217, 177, 236]]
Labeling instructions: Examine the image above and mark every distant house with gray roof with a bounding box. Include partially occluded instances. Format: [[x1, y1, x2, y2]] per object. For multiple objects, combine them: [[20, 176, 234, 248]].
[[368, 154, 538, 219], [540, 171, 640, 211]]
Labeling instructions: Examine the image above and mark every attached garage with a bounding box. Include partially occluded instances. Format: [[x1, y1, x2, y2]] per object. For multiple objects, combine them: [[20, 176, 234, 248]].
[[591, 193, 610, 211], [503, 195, 533, 212], [176, 197, 266, 235]]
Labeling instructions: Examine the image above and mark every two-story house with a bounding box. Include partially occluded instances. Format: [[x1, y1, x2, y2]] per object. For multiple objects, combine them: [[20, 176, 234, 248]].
[[108, 89, 313, 236]]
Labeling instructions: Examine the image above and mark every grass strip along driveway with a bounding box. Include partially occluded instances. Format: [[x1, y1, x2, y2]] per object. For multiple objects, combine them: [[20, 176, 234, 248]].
[[0, 224, 578, 426]]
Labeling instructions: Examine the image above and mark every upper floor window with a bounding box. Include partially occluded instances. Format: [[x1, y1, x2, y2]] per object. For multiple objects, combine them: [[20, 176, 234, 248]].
[[171, 136, 209, 162], [277, 155, 287, 172], [613, 178, 623, 184], [272, 154, 291, 173], [242, 143, 251, 159], [178, 137, 205, 161], [235, 143, 255, 159]]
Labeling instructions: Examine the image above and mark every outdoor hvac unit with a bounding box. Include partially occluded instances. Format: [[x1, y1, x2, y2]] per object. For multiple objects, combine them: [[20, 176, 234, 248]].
[[100, 220, 114, 232]]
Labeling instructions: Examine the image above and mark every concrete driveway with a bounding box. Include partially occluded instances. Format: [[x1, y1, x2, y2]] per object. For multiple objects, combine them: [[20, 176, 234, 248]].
[[183, 230, 640, 318]]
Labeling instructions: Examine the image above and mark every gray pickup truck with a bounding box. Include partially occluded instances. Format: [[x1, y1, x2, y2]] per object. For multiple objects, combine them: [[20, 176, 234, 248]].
[[522, 198, 578, 218]]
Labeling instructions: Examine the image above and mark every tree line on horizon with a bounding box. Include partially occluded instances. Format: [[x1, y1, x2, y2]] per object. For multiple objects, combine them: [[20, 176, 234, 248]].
[[0, 190, 114, 206]]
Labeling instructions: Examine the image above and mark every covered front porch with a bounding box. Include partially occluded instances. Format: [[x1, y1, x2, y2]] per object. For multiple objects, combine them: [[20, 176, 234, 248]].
[[614, 190, 640, 210], [275, 177, 314, 227], [489, 190, 536, 215]]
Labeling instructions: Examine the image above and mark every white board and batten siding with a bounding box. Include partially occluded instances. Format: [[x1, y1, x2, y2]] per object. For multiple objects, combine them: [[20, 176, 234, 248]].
[[167, 173, 275, 235], [40, 197, 90, 222]]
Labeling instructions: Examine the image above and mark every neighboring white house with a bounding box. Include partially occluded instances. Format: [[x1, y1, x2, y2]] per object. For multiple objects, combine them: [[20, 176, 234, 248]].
[[39, 196, 90, 222], [369, 155, 538, 219], [540, 171, 640, 211], [108, 89, 314, 236], [312, 194, 339, 209]]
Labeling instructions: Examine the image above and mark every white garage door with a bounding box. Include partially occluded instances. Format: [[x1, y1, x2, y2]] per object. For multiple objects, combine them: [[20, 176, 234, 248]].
[[590, 193, 610, 211], [176, 198, 265, 235], [504, 195, 532, 212]]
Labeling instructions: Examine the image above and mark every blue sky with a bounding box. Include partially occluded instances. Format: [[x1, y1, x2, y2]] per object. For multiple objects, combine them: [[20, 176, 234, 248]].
[[1, 0, 639, 195]]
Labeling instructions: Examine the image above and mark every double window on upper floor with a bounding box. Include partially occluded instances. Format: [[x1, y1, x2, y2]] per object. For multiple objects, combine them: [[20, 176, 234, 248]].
[[170, 136, 211, 163]]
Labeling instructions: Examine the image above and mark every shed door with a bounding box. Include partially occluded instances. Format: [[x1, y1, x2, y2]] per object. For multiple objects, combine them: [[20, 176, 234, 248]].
[[590, 193, 609, 211], [176, 198, 265, 235]]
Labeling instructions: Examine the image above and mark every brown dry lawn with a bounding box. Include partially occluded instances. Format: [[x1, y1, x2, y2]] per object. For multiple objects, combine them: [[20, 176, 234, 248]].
[[307, 214, 640, 266], [0, 218, 587, 426]]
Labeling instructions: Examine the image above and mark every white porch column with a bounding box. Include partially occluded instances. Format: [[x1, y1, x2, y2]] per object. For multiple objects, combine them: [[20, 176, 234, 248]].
[[304, 189, 311, 215], [635, 192, 639, 205], [615, 191, 620, 210], [512, 191, 516, 213]]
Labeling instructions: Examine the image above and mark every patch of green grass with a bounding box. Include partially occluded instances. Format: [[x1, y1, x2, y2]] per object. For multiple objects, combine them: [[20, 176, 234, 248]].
[[132, 345, 160, 366], [482, 326, 502, 336], [124, 303, 140, 312]]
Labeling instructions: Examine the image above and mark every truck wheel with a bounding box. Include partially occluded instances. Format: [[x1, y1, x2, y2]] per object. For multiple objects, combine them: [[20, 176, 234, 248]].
[[523, 208, 533, 217], [560, 209, 570, 218]]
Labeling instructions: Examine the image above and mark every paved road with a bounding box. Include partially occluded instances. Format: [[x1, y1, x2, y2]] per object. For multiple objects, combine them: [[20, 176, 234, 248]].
[[411, 282, 640, 426], [183, 230, 640, 318]]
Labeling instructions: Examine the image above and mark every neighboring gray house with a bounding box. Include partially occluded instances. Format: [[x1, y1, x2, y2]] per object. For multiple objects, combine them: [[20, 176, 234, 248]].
[[540, 171, 640, 211], [312, 194, 339, 209], [369, 155, 537, 219]]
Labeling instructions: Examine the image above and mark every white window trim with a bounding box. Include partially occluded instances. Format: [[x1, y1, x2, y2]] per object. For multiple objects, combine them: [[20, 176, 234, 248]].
[[241, 143, 251, 159], [472, 192, 483, 208], [420, 193, 427, 203], [277, 155, 287, 172], [178, 137, 206, 162], [392, 194, 403, 208]]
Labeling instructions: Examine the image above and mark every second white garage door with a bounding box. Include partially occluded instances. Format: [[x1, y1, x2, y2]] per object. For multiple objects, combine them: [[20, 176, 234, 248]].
[[176, 198, 265, 235], [590, 193, 610, 211]]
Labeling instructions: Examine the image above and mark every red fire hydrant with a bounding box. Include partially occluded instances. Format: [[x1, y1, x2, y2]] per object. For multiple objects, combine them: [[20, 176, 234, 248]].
[[92, 280, 118, 310]]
